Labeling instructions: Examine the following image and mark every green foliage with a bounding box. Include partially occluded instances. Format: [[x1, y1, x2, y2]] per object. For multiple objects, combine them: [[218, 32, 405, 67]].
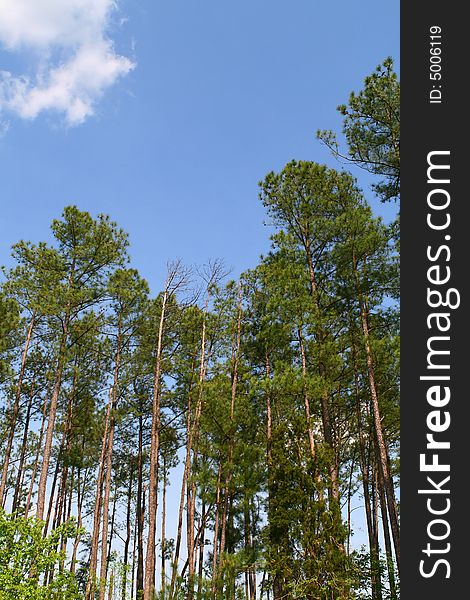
[[317, 58, 400, 203], [0, 292, 20, 381], [351, 549, 400, 599], [0, 510, 81, 599]]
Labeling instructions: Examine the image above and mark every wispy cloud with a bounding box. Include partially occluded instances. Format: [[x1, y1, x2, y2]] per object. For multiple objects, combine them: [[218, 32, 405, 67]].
[[0, 0, 135, 125]]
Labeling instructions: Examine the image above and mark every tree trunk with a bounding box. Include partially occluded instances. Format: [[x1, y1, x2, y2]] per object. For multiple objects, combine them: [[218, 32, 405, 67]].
[[131, 514, 138, 600], [53, 462, 68, 531], [100, 320, 122, 600], [196, 500, 206, 600], [169, 444, 188, 597], [0, 315, 35, 507], [161, 455, 167, 597], [346, 456, 355, 555], [108, 570, 114, 600], [217, 485, 229, 590], [378, 469, 397, 599], [12, 377, 35, 512], [211, 460, 223, 595], [186, 297, 210, 600], [360, 301, 400, 569], [99, 418, 116, 600], [86, 399, 112, 599], [107, 483, 118, 572], [24, 390, 48, 517], [170, 357, 196, 599], [352, 334, 381, 600], [265, 354, 283, 600], [187, 458, 197, 600], [265, 355, 273, 471], [70, 466, 85, 575], [122, 467, 134, 600], [250, 504, 257, 600], [43, 449, 62, 535], [62, 467, 73, 554], [180, 506, 213, 579], [144, 289, 168, 600], [244, 505, 252, 600], [37, 315, 70, 522], [352, 251, 400, 570], [51, 375, 76, 535], [371, 464, 383, 599], [136, 413, 145, 598]]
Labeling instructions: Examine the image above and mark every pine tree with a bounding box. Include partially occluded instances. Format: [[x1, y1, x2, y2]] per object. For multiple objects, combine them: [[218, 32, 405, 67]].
[[317, 58, 400, 203]]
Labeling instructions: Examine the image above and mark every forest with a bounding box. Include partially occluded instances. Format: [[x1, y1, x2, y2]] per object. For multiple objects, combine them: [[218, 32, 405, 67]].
[[0, 59, 400, 599]]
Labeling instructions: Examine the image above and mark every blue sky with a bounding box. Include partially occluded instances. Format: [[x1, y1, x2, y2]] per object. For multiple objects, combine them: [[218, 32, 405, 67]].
[[0, 0, 399, 292]]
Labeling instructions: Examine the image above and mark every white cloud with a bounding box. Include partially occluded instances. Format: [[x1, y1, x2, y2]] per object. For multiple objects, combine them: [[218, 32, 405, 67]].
[[0, 0, 135, 125]]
